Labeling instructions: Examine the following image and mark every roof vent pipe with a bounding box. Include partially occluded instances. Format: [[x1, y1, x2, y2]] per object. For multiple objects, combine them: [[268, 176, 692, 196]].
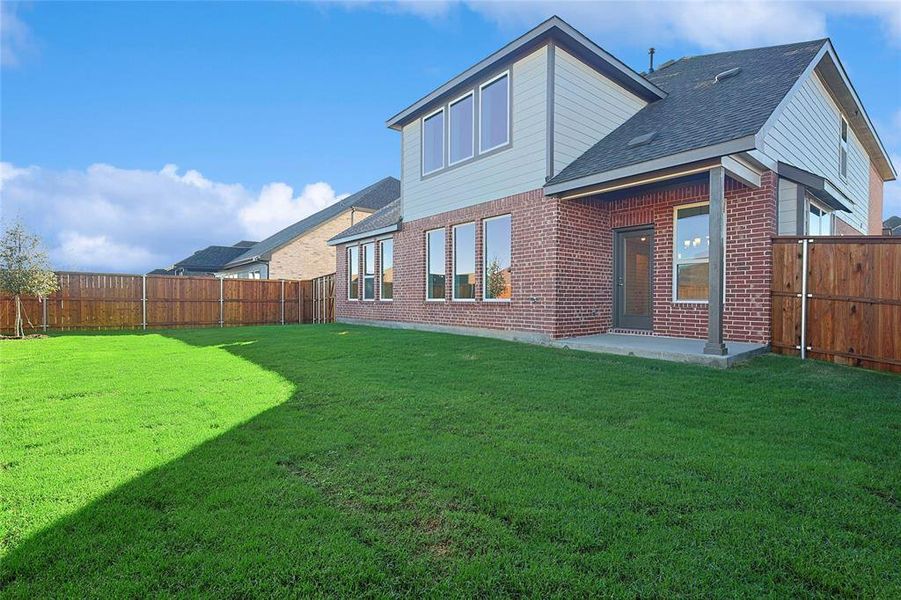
[[648, 47, 655, 73]]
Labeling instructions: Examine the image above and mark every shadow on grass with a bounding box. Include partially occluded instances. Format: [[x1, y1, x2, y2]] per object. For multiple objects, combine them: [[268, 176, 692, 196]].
[[1, 324, 899, 597]]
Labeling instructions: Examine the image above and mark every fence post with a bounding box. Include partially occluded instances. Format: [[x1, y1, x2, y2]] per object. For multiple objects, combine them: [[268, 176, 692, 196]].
[[298, 281, 302, 324], [219, 277, 224, 327], [798, 238, 809, 360], [280, 279, 285, 325], [142, 275, 147, 331]]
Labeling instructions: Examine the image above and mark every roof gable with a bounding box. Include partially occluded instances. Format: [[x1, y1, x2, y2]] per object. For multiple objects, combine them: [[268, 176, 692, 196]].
[[226, 176, 400, 267], [546, 39, 827, 193], [386, 16, 665, 131]]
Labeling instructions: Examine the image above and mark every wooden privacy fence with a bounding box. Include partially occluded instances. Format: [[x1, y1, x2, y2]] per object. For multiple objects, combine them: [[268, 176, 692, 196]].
[[0, 271, 335, 333], [311, 273, 335, 323], [771, 236, 900, 373]]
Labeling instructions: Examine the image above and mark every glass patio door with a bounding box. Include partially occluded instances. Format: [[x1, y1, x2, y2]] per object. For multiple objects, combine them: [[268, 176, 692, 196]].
[[614, 228, 653, 330]]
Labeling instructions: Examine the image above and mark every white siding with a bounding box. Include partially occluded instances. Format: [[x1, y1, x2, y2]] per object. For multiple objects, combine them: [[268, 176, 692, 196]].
[[762, 70, 870, 233], [553, 47, 646, 175], [402, 47, 548, 222]]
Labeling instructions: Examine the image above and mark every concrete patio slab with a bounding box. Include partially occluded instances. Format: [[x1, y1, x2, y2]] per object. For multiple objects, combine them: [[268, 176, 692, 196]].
[[552, 333, 769, 368]]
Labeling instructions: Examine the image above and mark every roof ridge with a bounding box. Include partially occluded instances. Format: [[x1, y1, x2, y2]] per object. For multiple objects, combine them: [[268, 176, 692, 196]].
[[667, 38, 828, 65]]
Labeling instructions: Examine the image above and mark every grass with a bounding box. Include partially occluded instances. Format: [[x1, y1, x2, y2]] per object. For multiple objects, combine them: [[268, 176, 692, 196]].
[[1, 324, 899, 597]]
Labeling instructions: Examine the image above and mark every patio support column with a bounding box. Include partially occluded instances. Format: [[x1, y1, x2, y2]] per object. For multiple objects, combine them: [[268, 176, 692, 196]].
[[704, 167, 728, 356]]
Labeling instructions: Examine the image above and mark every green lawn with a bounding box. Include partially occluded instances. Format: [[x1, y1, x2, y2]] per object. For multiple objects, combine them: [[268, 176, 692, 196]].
[[1, 325, 899, 597]]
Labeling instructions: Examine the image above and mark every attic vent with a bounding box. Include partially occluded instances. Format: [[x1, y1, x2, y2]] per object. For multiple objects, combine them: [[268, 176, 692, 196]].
[[628, 132, 657, 147], [715, 67, 742, 82]]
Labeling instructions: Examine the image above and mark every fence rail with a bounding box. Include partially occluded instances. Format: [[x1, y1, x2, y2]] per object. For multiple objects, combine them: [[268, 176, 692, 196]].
[[771, 236, 900, 373], [0, 271, 334, 333]]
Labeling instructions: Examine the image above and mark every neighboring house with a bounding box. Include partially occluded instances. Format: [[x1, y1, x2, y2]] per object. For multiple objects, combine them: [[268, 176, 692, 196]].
[[328, 16, 894, 353], [162, 241, 258, 277], [220, 177, 399, 280], [884, 216, 901, 236]]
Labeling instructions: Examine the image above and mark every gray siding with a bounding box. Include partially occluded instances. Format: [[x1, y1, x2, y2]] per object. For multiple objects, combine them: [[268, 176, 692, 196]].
[[762, 70, 870, 233], [777, 178, 799, 235], [553, 47, 646, 176], [401, 47, 548, 222]]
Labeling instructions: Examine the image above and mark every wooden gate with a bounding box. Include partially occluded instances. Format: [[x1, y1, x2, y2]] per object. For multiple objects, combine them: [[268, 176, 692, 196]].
[[311, 273, 335, 323], [771, 236, 900, 373]]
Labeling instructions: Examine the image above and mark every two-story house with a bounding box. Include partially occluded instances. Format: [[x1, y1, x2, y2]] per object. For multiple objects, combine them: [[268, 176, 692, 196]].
[[327, 17, 894, 356]]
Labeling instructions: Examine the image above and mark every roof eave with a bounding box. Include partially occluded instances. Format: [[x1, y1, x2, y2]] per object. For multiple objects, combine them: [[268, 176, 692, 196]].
[[328, 223, 400, 247], [385, 16, 665, 131], [545, 135, 757, 196]]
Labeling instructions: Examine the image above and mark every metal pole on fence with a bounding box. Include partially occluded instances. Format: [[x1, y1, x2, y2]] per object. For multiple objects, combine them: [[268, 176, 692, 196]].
[[42, 297, 48, 331], [142, 275, 147, 331], [280, 279, 285, 325], [798, 238, 809, 360], [219, 277, 224, 327]]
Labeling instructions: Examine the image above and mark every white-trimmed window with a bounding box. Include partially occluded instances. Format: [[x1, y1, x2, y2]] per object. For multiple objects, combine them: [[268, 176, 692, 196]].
[[362, 242, 375, 300], [483, 214, 512, 301], [426, 228, 446, 300], [347, 246, 359, 300], [449, 92, 474, 165], [422, 108, 445, 175], [380, 238, 393, 301], [839, 116, 849, 179], [479, 72, 510, 153], [452, 223, 476, 300], [807, 201, 833, 236], [673, 203, 713, 302]]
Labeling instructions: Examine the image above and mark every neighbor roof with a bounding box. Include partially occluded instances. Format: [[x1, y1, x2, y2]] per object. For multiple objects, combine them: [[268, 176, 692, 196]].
[[546, 39, 828, 193], [226, 176, 400, 267], [327, 198, 402, 246], [385, 16, 666, 130], [174, 245, 252, 271]]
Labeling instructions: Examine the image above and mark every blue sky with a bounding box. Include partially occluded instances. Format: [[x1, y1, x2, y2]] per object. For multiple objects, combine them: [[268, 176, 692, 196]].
[[1, 1, 900, 272]]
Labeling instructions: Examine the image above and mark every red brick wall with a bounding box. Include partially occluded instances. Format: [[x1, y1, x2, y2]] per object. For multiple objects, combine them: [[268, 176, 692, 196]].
[[336, 189, 560, 336], [336, 172, 777, 344]]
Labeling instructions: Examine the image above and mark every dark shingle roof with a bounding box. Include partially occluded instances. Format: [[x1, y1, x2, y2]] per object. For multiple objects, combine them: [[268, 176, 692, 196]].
[[174, 245, 251, 270], [231, 240, 258, 248], [547, 39, 827, 189], [328, 198, 402, 244], [227, 176, 400, 266]]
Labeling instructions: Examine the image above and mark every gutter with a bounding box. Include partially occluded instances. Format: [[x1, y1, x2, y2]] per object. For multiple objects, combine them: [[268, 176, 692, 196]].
[[327, 223, 400, 247]]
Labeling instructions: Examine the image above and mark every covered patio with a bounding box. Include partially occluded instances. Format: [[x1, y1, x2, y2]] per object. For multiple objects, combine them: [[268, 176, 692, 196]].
[[552, 332, 769, 368]]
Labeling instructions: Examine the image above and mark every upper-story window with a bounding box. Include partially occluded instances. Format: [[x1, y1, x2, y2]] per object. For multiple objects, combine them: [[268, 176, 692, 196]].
[[449, 92, 474, 165], [839, 116, 848, 179], [422, 108, 445, 175], [479, 72, 510, 153]]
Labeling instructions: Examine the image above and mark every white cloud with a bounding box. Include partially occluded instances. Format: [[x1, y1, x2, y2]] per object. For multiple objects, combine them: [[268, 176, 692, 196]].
[[0, 162, 349, 273], [1, 2, 36, 68], [362, 0, 899, 51]]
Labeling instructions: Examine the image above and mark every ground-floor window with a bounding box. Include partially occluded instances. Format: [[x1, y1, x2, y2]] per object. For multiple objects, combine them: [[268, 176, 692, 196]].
[[453, 223, 476, 300], [807, 201, 833, 236], [362, 242, 375, 300], [347, 246, 359, 300], [380, 238, 393, 300], [483, 214, 512, 301], [426, 228, 446, 300], [673, 203, 710, 302]]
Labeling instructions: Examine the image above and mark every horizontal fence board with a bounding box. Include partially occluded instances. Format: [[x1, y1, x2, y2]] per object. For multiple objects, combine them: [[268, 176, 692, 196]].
[[771, 237, 901, 373], [1, 271, 332, 333]]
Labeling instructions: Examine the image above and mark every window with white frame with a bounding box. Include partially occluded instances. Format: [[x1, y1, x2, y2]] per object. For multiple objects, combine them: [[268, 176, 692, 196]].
[[453, 223, 476, 300], [839, 116, 849, 179], [380, 238, 393, 300], [347, 246, 359, 300], [422, 108, 445, 175], [362, 242, 375, 300], [479, 72, 509, 153], [483, 214, 512, 301], [807, 201, 833, 236], [673, 204, 712, 302], [449, 92, 474, 165], [426, 228, 446, 300]]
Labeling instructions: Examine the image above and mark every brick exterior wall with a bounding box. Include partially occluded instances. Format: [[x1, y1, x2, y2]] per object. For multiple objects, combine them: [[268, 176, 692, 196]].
[[834, 215, 864, 236], [269, 208, 373, 280], [336, 172, 778, 343]]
